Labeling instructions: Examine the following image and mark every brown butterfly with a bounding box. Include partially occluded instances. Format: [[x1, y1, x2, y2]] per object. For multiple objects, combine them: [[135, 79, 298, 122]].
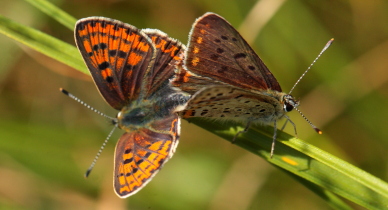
[[173, 13, 331, 156]]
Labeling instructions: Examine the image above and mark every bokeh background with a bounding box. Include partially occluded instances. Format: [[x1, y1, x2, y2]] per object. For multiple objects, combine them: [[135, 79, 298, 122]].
[[0, 0, 387, 209]]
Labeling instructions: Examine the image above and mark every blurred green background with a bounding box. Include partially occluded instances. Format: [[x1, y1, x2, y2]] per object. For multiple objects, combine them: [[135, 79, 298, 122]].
[[0, 0, 387, 209]]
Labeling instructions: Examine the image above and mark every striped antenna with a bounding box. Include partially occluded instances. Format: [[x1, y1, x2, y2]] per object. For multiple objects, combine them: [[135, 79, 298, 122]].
[[60, 88, 115, 121], [60, 88, 117, 177], [285, 39, 333, 137], [85, 125, 117, 177], [289, 38, 334, 94]]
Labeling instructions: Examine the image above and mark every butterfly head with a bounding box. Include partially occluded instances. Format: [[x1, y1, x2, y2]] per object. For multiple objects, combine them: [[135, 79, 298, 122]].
[[282, 94, 322, 134], [283, 94, 299, 113]]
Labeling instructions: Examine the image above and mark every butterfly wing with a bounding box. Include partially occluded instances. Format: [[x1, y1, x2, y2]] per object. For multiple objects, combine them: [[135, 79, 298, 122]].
[[114, 114, 180, 198], [142, 29, 186, 97], [75, 17, 156, 110], [173, 65, 229, 95], [181, 85, 285, 123], [182, 12, 282, 92]]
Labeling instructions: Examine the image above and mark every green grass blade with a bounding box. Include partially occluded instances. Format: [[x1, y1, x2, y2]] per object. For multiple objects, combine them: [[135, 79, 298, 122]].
[[282, 169, 353, 210], [0, 14, 88, 74], [188, 118, 388, 210], [23, 0, 77, 30]]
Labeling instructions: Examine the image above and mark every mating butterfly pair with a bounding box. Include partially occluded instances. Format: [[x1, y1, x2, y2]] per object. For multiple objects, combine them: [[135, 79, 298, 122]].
[[68, 13, 324, 198]]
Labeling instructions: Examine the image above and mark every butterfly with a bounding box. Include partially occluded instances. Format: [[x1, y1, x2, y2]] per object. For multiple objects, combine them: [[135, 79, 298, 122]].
[[74, 17, 189, 198], [173, 13, 325, 157]]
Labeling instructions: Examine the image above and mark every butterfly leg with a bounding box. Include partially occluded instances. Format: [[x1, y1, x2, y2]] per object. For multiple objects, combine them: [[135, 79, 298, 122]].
[[280, 120, 288, 131], [270, 120, 278, 158], [284, 115, 298, 139], [232, 121, 252, 144]]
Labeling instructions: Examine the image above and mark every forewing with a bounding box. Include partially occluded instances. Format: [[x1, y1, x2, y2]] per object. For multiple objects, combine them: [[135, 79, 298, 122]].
[[143, 29, 186, 97], [75, 17, 155, 110], [184, 13, 282, 92], [114, 114, 180, 198], [172, 66, 227, 95]]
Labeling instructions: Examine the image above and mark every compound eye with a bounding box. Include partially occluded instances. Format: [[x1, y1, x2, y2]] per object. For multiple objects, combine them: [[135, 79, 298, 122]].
[[284, 103, 294, 112]]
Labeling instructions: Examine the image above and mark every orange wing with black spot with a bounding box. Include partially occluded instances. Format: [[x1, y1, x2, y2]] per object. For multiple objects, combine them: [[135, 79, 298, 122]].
[[75, 17, 156, 110], [75, 17, 187, 198], [114, 114, 180, 198]]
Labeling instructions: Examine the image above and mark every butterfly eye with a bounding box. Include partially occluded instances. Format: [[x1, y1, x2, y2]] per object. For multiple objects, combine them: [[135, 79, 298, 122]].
[[284, 103, 294, 112]]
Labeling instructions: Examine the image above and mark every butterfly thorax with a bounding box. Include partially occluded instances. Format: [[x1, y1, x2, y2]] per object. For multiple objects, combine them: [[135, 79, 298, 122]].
[[149, 84, 190, 118], [249, 90, 299, 123], [239, 90, 291, 124], [117, 87, 189, 132]]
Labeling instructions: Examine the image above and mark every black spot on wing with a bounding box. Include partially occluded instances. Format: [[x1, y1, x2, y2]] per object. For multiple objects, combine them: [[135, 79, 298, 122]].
[[217, 48, 224, 53], [218, 66, 228, 73], [106, 76, 114, 83], [98, 61, 110, 70], [123, 157, 133, 164], [248, 65, 255, 70], [93, 43, 107, 51], [210, 54, 219, 61], [234, 53, 247, 59]]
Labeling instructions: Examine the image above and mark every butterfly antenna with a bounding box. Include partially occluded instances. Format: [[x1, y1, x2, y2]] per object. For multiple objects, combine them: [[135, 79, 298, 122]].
[[60, 88, 115, 121], [85, 125, 117, 178], [294, 106, 322, 134], [289, 38, 334, 94]]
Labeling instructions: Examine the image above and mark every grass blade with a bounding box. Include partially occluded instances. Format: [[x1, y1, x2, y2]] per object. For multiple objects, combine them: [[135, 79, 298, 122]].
[[188, 118, 388, 209], [0, 14, 87, 74], [23, 0, 77, 30]]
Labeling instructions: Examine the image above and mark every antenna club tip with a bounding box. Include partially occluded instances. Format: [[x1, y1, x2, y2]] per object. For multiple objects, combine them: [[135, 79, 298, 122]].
[[327, 39, 334, 45], [84, 169, 91, 178], [314, 128, 322, 134], [60, 88, 69, 95]]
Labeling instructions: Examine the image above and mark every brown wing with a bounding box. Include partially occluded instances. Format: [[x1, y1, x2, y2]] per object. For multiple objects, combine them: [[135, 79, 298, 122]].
[[114, 114, 180, 198], [181, 85, 285, 124], [143, 29, 186, 97], [183, 13, 282, 92], [172, 66, 227, 95], [75, 17, 155, 110]]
